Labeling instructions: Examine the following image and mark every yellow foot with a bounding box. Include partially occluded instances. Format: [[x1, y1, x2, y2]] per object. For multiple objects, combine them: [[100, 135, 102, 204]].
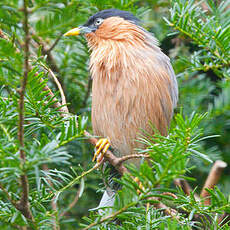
[[92, 138, 110, 163], [134, 177, 145, 194]]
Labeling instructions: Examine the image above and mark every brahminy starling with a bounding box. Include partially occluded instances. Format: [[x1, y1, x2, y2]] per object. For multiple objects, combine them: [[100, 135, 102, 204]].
[[65, 8, 178, 208]]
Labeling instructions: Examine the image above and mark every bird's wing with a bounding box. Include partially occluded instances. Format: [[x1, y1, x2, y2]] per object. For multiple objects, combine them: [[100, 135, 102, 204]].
[[144, 30, 179, 109]]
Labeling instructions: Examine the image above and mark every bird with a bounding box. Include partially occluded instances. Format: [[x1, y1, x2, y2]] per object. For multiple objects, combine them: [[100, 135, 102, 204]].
[[64, 8, 178, 210]]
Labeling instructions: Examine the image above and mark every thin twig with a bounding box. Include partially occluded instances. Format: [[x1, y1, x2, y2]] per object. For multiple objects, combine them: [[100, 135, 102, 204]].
[[57, 161, 102, 194], [146, 194, 179, 220], [161, 192, 178, 200], [41, 79, 69, 116], [32, 31, 60, 74], [31, 29, 64, 90], [46, 34, 63, 53], [201, 160, 227, 205], [116, 154, 150, 165], [0, 183, 17, 206], [41, 63, 68, 113], [60, 185, 82, 217]]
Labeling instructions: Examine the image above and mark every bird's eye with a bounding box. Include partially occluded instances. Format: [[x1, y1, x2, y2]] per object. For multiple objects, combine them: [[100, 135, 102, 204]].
[[94, 18, 104, 26]]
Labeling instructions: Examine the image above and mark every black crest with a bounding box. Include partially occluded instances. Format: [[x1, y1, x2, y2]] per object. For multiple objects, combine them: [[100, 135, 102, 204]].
[[84, 9, 140, 27]]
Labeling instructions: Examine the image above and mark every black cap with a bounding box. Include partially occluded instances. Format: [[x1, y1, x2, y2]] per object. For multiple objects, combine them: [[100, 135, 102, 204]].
[[84, 9, 140, 27]]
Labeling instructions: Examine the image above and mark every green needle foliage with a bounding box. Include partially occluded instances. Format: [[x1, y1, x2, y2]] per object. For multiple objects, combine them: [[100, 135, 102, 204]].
[[165, 0, 230, 77], [0, 0, 229, 229]]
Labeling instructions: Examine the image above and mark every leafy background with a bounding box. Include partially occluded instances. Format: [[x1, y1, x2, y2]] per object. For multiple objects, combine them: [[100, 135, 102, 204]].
[[0, 0, 229, 229]]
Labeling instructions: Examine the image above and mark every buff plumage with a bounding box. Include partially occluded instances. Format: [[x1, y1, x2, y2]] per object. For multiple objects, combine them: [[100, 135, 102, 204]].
[[85, 16, 178, 162]]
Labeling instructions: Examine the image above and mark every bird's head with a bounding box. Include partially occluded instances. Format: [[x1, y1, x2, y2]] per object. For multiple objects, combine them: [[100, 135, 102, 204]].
[[64, 9, 161, 79], [64, 9, 146, 44]]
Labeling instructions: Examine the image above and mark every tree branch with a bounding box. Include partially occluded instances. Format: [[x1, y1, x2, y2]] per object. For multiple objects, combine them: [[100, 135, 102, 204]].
[[16, 0, 34, 222], [201, 160, 227, 205], [174, 178, 200, 201], [116, 153, 150, 165]]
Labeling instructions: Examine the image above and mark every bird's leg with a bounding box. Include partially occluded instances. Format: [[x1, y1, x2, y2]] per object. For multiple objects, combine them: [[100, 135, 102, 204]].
[[92, 138, 110, 163]]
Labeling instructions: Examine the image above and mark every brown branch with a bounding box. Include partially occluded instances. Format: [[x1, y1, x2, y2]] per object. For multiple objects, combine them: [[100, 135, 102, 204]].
[[15, 0, 34, 222], [201, 160, 227, 205], [145, 193, 179, 220], [83, 132, 180, 221], [174, 178, 192, 196], [0, 25, 34, 222], [161, 192, 178, 200], [19, 0, 30, 167], [116, 154, 150, 165]]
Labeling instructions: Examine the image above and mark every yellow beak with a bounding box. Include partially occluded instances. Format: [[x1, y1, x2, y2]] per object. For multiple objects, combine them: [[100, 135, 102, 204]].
[[64, 27, 81, 36]]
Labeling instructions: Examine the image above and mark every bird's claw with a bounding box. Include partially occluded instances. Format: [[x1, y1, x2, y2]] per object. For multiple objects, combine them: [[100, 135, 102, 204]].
[[134, 177, 144, 194], [92, 138, 110, 163]]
